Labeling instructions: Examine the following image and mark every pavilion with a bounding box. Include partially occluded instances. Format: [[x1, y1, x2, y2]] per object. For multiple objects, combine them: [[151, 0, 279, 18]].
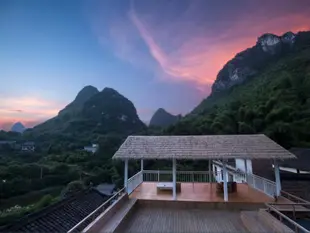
[[113, 134, 296, 202]]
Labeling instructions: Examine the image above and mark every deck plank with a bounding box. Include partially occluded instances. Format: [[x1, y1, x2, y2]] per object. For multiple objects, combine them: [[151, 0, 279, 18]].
[[118, 206, 248, 233], [270, 196, 310, 212]]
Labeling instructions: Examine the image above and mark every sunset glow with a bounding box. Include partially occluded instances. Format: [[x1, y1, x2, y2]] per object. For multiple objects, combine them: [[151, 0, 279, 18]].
[[1, 0, 310, 129]]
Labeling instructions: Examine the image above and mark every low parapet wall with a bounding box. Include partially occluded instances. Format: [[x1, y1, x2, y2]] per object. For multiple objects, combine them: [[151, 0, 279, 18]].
[[137, 199, 265, 210], [82, 193, 129, 233]]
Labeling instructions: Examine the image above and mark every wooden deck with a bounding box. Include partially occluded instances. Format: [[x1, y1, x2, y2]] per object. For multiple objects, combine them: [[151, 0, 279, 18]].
[[270, 196, 310, 212], [130, 182, 274, 203], [116, 206, 248, 233]]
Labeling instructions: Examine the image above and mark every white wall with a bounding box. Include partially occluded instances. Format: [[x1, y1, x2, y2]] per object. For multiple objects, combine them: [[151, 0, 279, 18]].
[[213, 163, 246, 183], [213, 164, 230, 182], [235, 159, 253, 173]]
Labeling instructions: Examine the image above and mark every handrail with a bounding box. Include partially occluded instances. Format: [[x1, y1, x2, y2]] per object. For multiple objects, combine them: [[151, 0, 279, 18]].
[[128, 171, 142, 182], [268, 203, 310, 206], [213, 160, 238, 171], [67, 188, 125, 233], [143, 170, 172, 174], [248, 173, 276, 185], [143, 170, 217, 174], [281, 190, 310, 204], [265, 203, 310, 233], [213, 160, 276, 184], [142, 170, 219, 183], [127, 171, 143, 194]]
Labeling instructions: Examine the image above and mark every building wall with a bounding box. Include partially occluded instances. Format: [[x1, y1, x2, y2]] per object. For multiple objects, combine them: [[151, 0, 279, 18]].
[[213, 163, 247, 183], [213, 164, 230, 183]]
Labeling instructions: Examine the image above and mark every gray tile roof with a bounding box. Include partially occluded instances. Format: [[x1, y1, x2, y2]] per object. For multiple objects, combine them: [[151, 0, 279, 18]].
[[1, 189, 108, 233], [95, 183, 116, 196], [113, 134, 296, 160], [280, 148, 310, 171]]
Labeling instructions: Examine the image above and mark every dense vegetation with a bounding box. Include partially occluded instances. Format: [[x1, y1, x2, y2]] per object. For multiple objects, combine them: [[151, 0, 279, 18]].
[[166, 45, 310, 148], [0, 86, 147, 226]]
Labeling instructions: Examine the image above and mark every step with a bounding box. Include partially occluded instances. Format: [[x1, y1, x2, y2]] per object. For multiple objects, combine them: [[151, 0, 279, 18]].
[[99, 198, 137, 233], [241, 210, 294, 233], [240, 211, 272, 233], [258, 209, 295, 233]]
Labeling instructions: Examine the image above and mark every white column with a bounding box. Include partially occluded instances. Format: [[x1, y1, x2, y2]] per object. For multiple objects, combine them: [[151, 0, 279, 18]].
[[244, 159, 248, 182], [124, 159, 128, 192], [172, 159, 177, 200], [140, 159, 144, 183], [141, 159, 144, 171], [208, 159, 212, 182], [274, 160, 281, 196], [223, 160, 228, 202]]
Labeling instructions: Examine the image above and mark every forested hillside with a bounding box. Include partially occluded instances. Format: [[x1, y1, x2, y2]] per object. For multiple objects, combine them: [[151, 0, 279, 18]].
[[0, 87, 147, 226], [167, 33, 310, 148]]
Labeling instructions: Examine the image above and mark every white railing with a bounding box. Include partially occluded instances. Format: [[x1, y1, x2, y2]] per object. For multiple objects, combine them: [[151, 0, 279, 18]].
[[127, 169, 276, 198], [246, 173, 276, 197], [213, 160, 247, 183], [177, 171, 215, 183], [213, 160, 277, 197], [127, 171, 143, 195], [142, 170, 216, 183], [281, 190, 310, 204], [266, 203, 310, 233]]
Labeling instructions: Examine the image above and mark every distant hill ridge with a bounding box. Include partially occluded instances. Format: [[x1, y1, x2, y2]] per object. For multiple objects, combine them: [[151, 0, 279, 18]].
[[149, 108, 181, 127], [211, 31, 298, 93], [11, 122, 26, 133], [30, 86, 146, 136], [193, 30, 310, 114]]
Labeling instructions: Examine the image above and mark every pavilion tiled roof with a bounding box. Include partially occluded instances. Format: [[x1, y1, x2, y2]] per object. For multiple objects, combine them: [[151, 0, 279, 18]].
[[1, 189, 108, 233], [113, 134, 296, 160], [280, 147, 310, 171]]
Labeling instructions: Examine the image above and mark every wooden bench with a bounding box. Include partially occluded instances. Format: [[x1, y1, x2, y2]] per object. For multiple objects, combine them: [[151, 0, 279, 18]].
[[216, 182, 237, 194], [156, 182, 181, 193]]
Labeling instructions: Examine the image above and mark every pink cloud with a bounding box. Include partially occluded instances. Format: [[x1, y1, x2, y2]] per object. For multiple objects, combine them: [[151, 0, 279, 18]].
[[89, 0, 310, 116], [128, 7, 310, 92], [0, 96, 65, 130]]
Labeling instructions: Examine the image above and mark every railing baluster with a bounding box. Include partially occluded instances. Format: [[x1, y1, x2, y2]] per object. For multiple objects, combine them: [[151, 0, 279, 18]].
[[158, 170, 160, 182]]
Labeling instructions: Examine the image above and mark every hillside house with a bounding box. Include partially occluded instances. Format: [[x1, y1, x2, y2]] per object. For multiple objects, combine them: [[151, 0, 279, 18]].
[[83, 144, 99, 154], [0, 141, 16, 151], [21, 141, 35, 152]]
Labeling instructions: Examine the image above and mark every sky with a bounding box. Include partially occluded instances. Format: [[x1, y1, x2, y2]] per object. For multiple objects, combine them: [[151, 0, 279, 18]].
[[1, 0, 310, 130]]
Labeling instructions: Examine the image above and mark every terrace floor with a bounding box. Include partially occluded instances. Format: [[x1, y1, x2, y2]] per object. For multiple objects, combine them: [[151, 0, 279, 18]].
[[116, 206, 248, 233], [130, 182, 274, 203]]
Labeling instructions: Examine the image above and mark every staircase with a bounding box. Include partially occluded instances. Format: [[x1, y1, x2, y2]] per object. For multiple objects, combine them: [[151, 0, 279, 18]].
[[241, 210, 294, 233], [282, 181, 310, 201]]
